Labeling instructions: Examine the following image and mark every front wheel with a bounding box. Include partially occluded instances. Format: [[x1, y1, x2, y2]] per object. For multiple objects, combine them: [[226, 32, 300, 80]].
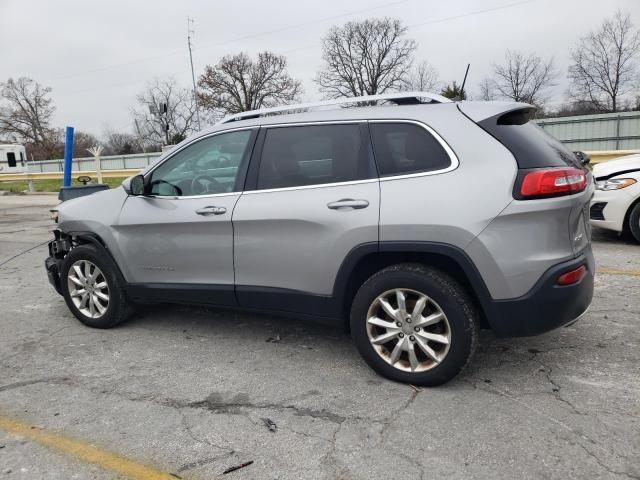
[[60, 244, 133, 328], [350, 263, 479, 386], [628, 202, 640, 243]]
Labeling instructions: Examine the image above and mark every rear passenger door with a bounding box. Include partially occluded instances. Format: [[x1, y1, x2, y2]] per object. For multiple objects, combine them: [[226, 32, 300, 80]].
[[370, 121, 460, 244], [232, 122, 379, 316]]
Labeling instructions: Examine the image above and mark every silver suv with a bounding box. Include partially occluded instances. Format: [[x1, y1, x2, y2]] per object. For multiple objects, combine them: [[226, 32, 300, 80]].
[[45, 92, 594, 385]]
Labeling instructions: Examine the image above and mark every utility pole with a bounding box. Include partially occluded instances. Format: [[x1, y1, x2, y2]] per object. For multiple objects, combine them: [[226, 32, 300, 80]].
[[187, 17, 202, 131], [134, 119, 147, 153]]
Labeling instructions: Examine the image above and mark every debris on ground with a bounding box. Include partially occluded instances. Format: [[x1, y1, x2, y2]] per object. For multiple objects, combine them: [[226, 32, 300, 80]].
[[223, 461, 254, 475], [265, 335, 281, 343], [261, 417, 277, 432]]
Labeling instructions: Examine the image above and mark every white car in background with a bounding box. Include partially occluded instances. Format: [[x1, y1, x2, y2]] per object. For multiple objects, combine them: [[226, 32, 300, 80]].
[[590, 154, 640, 243]]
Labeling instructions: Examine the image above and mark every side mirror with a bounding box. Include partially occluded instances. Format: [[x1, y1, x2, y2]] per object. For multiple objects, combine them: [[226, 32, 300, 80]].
[[129, 175, 146, 196]]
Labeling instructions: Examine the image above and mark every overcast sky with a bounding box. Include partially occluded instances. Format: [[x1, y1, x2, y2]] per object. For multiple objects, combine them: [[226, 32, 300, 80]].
[[1, 0, 638, 136]]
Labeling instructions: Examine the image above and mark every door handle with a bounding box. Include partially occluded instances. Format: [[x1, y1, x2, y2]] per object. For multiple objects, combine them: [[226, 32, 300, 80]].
[[195, 206, 227, 216], [327, 199, 369, 210]]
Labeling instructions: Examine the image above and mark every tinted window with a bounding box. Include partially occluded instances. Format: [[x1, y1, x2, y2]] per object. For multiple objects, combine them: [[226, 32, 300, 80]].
[[7, 152, 16, 168], [257, 124, 371, 189], [370, 123, 451, 176], [478, 109, 581, 169], [149, 130, 253, 196]]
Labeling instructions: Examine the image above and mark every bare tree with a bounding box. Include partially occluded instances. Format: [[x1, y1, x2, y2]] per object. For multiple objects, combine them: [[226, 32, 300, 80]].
[[198, 52, 301, 117], [315, 18, 416, 98], [478, 77, 496, 101], [102, 130, 143, 155], [72, 131, 101, 158], [406, 61, 440, 92], [132, 78, 197, 147], [490, 50, 557, 106], [0, 77, 59, 159], [568, 10, 640, 112]]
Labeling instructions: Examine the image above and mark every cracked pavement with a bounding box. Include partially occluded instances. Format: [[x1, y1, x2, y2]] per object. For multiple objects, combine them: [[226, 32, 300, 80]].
[[0, 194, 638, 479]]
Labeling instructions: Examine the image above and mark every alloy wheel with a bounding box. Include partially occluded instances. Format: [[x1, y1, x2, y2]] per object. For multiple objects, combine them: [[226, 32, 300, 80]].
[[67, 260, 110, 319], [366, 288, 451, 372]]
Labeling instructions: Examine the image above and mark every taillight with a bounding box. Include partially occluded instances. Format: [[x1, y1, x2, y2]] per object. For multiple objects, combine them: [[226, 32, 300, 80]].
[[556, 265, 586, 286], [515, 167, 588, 199]]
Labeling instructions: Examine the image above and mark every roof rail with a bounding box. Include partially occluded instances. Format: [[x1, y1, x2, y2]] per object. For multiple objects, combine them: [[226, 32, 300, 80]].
[[217, 91, 452, 124]]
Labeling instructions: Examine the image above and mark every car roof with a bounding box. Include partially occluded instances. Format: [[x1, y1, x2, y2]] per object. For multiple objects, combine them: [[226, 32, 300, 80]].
[[197, 100, 530, 136]]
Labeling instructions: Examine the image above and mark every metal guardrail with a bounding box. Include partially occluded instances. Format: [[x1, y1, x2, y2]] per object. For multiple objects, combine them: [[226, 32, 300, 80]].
[[0, 169, 139, 182], [25, 152, 162, 173], [587, 150, 640, 164]]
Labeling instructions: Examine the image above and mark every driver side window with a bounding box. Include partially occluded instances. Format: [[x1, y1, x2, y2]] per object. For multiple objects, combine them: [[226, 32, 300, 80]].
[[149, 129, 253, 196]]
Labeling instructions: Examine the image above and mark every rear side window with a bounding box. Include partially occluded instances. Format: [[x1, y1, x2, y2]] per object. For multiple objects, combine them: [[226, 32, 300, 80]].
[[370, 122, 452, 177], [7, 152, 16, 168], [257, 124, 372, 189], [478, 109, 581, 169]]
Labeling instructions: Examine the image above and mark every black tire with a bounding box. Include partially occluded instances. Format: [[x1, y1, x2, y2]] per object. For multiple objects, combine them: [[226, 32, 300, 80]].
[[628, 202, 640, 244], [350, 263, 479, 386], [60, 244, 133, 328]]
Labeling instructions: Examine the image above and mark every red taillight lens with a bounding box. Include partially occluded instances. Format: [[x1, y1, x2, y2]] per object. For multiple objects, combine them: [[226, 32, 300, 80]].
[[517, 167, 587, 199], [556, 265, 586, 286]]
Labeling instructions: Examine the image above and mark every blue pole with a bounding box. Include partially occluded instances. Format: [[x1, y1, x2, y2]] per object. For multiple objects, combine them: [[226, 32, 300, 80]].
[[63, 126, 74, 187]]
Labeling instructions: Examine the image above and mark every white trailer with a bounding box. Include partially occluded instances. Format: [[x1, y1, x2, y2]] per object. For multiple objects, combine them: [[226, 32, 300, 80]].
[[0, 144, 27, 173]]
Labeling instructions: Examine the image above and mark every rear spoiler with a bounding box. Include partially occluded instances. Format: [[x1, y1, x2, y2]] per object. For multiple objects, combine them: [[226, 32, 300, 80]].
[[457, 101, 534, 123]]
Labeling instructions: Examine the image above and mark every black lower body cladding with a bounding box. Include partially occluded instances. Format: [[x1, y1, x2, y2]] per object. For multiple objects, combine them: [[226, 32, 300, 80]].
[[486, 250, 595, 337]]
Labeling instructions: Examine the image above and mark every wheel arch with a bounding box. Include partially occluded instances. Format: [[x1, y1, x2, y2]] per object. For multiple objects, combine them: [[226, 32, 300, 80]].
[[333, 242, 495, 329], [64, 231, 128, 285]]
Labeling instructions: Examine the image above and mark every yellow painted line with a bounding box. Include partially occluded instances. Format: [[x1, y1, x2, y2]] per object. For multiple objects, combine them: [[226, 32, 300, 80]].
[[597, 267, 640, 277], [0, 415, 175, 480]]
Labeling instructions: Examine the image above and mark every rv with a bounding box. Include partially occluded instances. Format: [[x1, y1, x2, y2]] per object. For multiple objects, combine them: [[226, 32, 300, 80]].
[[0, 144, 27, 173]]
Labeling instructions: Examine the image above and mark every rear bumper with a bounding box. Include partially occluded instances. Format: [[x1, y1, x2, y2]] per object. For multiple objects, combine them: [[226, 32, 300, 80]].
[[486, 249, 594, 337]]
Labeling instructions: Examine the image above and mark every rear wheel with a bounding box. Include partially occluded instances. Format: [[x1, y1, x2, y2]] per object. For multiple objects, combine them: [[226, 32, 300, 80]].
[[60, 244, 133, 328], [350, 263, 478, 386], [628, 202, 640, 243]]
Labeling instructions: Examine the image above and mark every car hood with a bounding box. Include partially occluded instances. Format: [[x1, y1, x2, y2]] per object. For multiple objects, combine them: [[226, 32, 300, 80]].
[[57, 186, 128, 228], [593, 154, 640, 179]]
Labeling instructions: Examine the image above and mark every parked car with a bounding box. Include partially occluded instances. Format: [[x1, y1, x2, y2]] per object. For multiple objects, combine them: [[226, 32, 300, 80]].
[[590, 154, 640, 242], [45, 92, 594, 386]]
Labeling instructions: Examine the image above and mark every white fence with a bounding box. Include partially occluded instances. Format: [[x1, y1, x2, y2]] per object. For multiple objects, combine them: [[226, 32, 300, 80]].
[[26, 152, 162, 173]]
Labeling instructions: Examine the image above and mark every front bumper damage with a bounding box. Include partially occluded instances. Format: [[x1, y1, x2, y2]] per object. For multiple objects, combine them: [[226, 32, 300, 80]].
[[45, 230, 71, 294]]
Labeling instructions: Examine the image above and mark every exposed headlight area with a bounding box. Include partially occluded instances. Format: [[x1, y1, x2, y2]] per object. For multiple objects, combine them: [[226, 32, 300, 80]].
[[596, 178, 637, 191]]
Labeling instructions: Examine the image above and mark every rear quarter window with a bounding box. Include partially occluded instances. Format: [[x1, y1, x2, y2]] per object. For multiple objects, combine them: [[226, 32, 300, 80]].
[[370, 123, 452, 177], [478, 109, 581, 169]]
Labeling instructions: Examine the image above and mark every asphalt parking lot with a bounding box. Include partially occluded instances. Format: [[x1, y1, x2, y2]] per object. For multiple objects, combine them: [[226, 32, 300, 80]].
[[0, 193, 638, 480]]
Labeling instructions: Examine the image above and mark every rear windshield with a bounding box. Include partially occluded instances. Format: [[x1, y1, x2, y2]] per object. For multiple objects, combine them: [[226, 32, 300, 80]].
[[478, 109, 581, 169]]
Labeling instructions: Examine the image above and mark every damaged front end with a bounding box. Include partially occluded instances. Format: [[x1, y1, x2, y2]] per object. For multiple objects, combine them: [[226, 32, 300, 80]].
[[45, 230, 72, 294]]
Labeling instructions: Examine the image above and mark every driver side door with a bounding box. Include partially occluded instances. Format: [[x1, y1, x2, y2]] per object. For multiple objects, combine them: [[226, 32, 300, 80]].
[[115, 128, 257, 305]]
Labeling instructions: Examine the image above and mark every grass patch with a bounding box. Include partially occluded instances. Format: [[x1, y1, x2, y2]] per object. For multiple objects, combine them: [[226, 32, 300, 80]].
[[0, 177, 128, 193]]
